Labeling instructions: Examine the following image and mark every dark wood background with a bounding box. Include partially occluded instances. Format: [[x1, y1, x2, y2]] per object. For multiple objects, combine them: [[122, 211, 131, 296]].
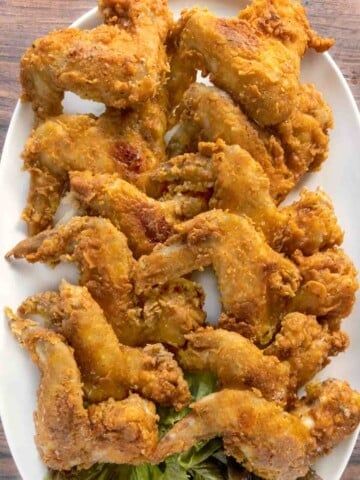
[[0, 0, 359, 479]]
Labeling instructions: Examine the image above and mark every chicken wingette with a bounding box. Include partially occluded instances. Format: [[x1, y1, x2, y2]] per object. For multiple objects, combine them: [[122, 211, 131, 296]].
[[6, 308, 158, 470], [11, 280, 191, 409]]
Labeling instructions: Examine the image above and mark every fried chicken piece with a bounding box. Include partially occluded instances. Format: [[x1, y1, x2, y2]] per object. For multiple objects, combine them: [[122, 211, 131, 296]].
[[15, 280, 191, 408], [292, 379, 360, 462], [152, 141, 343, 256], [21, 0, 172, 118], [238, 0, 333, 54], [69, 171, 207, 257], [167, 1, 333, 126], [265, 313, 349, 389], [139, 279, 205, 348], [167, 83, 291, 201], [136, 210, 300, 345], [154, 380, 360, 479], [167, 83, 333, 202], [274, 83, 333, 182], [178, 327, 291, 406], [6, 309, 158, 470], [7, 216, 205, 347], [290, 249, 358, 330], [22, 100, 168, 235], [154, 388, 312, 479]]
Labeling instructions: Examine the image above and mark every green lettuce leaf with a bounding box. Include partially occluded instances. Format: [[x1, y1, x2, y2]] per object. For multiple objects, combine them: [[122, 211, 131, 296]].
[[178, 438, 223, 469]]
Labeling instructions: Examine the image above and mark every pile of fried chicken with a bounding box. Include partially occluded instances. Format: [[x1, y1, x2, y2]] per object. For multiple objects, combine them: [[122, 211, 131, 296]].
[[5, 0, 360, 479]]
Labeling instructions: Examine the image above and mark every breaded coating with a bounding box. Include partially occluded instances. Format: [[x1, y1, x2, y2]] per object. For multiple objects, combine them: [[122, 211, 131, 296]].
[[20, 0, 172, 117], [274, 83, 334, 182], [6, 309, 158, 470], [238, 0, 334, 54], [152, 141, 343, 256], [22, 102, 167, 235], [167, 0, 333, 126], [136, 210, 300, 345], [167, 83, 291, 201], [15, 281, 191, 409], [293, 379, 360, 461], [290, 249, 358, 329], [154, 389, 312, 480], [178, 327, 291, 406], [155, 381, 360, 479], [140, 279, 205, 348], [167, 83, 333, 202], [265, 313, 349, 389], [69, 171, 205, 257], [7, 216, 205, 347]]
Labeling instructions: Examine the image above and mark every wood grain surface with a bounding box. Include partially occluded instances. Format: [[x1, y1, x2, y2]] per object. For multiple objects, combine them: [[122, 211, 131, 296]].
[[0, 1, 359, 479]]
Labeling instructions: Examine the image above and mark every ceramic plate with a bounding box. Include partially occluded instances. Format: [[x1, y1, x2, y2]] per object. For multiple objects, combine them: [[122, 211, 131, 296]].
[[0, 2, 359, 479]]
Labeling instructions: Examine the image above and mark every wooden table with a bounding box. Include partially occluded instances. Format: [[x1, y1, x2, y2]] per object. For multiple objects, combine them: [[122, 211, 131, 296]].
[[0, 1, 359, 479]]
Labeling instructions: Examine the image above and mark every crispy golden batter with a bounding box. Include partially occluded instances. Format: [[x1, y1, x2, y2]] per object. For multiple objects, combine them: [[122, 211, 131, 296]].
[[293, 379, 360, 462], [274, 83, 333, 182], [265, 313, 349, 389], [15, 281, 191, 408], [6, 309, 158, 470], [154, 389, 312, 480], [167, 0, 333, 126], [136, 210, 300, 345], [69, 172, 174, 257], [290, 248, 358, 329], [21, 0, 172, 118], [155, 380, 360, 479], [7, 216, 205, 347], [167, 83, 291, 201], [178, 327, 291, 406], [167, 83, 333, 202], [69, 171, 207, 257], [22, 101, 167, 235]]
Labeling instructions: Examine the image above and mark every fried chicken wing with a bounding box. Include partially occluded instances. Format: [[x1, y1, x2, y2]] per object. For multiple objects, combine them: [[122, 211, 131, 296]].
[[167, 83, 291, 201], [274, 83, 333, 182], [265, 313, 349, 389], [167, 83, 333, 202], [290, 248, 358, 330], [293, 379, 360, 461], [7, 216, 205, 347], [178, 327, 291, 406], [167, 0, 333, 126], [152, 141, 343, 256], [22, 100, 168, 235], [154, 389, 311, 480], [14, 280, 191, 409], [6, 309, 158, 470], [69, 171, 207, 257], [21, 0, 172, 118], [154, 380, 360, 479], [136, 210, 300, 344]]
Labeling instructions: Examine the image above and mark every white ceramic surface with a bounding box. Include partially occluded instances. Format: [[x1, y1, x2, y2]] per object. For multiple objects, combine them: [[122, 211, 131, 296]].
[[0, 2, 359, 479]]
